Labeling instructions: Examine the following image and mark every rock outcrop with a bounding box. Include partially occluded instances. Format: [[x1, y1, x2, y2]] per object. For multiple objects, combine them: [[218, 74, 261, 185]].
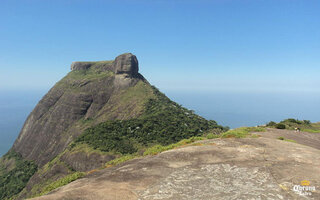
[[12, 53, 144, 167], [31, 135, 320, 200], [112, 53, 139, 77]]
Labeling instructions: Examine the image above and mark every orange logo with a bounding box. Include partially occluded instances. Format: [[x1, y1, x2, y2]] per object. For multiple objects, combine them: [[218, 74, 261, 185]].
[[301, 180, 310, 186]]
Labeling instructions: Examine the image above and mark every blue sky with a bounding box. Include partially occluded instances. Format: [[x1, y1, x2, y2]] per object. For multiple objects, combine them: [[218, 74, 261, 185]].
[[0, 0, 319, 93]]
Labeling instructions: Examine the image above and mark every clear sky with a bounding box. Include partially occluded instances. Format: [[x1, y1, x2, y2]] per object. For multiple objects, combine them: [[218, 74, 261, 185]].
[[0, 0, 319, 93]]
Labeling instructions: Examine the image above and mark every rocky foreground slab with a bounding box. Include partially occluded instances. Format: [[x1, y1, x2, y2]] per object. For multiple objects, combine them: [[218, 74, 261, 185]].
[[31, 131, 320, 200]]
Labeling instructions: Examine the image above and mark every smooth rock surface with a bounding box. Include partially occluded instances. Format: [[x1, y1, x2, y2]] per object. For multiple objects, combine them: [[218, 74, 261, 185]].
[[31, 136, 320, 200]]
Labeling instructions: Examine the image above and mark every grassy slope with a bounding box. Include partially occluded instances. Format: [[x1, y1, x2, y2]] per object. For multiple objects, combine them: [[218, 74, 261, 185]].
[[55, 62, 114, 92], [94, 80, 156, 122]]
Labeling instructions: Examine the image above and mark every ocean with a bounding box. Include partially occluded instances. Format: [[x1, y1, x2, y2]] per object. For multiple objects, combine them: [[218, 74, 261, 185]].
[[0, 89, 319, 156], [166, 90, 320, 129], [0, 90, 45, 157]]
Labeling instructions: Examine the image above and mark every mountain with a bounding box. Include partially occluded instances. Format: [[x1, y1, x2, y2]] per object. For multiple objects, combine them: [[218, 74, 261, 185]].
[[13, 53, 143, 166], [0, 53, 225, 199]]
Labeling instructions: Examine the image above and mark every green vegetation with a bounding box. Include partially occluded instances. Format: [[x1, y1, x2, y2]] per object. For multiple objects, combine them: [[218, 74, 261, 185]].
[[32, 172, 85, 198], [267, 118, 320, 133], [75, 86, 227, 155], [65, 69, 112, 81], [220, 127, 265, 138], [277, 137, 297, 143], [266, 121, 277, 126], [275, 123, 286, 129], [206, 133, 218, 139], [281, 119, 310, 125], [0, 150, 37, 200]]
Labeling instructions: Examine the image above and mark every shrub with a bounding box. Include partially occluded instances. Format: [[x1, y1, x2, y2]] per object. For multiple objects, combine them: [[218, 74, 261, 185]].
[[267, 121, 277, 126], [275, 123, 286, 129], [303, 120, 311, 125], [281, 118, 302, 124], [206, 133, 217, 139]]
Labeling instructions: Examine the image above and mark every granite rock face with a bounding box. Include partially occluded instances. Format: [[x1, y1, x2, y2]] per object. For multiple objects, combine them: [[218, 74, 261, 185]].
[[12, 53, 144, 167]]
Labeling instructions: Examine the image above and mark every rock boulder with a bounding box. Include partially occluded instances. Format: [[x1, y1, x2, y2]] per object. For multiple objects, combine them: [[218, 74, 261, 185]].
[[112, 53, 139, 77]]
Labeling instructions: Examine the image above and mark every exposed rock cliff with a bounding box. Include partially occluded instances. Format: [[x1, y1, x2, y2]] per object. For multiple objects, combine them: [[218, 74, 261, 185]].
[[13, 53, 144, 167]]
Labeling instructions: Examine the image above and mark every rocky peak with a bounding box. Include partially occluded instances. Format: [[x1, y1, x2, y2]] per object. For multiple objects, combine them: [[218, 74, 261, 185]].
[[70, 53, 139, 77], [112, 53, 139, 77]]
